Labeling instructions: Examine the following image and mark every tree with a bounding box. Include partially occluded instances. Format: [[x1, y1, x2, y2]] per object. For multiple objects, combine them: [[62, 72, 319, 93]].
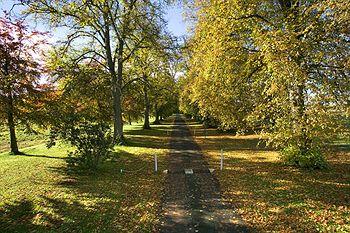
[[25, 0, 166, 143], [122, 85, 144, 125], [45, 50, 115, 169], [185, 0, 350, 168], [152, 49, 180, 123], [127, 29, 178, 129], [0, 16, 47, 154], [46, 50, 112, 124]]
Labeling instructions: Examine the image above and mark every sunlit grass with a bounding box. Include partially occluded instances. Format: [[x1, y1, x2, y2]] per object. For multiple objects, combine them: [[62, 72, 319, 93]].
[[0, 120, 171, 232], [0, 126, 48, 153]]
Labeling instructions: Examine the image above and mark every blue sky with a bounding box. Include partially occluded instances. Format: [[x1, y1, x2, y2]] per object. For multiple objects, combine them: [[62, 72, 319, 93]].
[[0, 0, 188, 38], [165, 4, 187, 37]]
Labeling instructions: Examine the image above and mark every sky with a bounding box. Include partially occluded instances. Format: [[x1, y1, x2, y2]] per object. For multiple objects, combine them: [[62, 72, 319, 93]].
[[165, 4, 187, 37], [0, 0, 188, 39]]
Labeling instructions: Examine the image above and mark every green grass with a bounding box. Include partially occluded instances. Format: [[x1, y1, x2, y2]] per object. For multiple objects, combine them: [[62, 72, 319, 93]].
[[3, 118, 348, 232], [0, 126, 48, 153], [0, 121, 172, 232], [190, 124, 350, 232]]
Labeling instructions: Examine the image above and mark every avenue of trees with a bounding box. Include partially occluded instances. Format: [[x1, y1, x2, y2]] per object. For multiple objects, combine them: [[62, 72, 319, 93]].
[[1, 0, 349, 169], [0, 0, 179, 168], [180, 0, 350, 168]]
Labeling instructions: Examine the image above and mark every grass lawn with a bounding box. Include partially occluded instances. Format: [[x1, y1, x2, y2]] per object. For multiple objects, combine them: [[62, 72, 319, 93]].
[[1, 118, 349, 232], [0, 126, 47, 153], [190, 124, 350, 232], [0, 121, 172, 232]]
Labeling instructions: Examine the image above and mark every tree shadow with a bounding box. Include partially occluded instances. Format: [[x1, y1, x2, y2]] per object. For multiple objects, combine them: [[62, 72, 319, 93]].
[[201, 139, 350, 231], [183, 118, 350, 231], [196, 137, 271, 152], [1, 147, 163, 232], [0, 199, 59, 232], [127, 135, 171, 150], [125, 127, 172, 137], [20, 153, 66, 160], [330, 143, 350, 152], [37, 149, 164, 231]]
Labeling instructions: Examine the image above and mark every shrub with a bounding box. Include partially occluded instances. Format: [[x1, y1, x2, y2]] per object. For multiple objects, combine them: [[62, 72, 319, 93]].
[[49, 121, 113, 170], [281, 144, 328, 169]]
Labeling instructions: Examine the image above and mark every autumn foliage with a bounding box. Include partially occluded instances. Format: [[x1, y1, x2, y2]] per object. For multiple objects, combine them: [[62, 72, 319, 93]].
[[181, 0, 350, 168], [0, 16, 51, 154]]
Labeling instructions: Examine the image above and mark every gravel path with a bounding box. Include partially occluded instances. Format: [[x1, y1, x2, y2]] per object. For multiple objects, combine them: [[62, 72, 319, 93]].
[[159, 115, 249, 233]]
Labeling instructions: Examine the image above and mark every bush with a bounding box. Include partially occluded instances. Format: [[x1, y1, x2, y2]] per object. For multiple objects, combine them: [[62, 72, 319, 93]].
[[49, 121, 113, 170], [281, 145, 328, 169]]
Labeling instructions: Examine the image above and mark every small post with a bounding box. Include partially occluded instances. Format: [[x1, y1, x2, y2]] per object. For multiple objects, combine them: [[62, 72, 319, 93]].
[[194, 129, 196, 137], [220, 149, 224, 170], [154, 155, 158, 172], [205, 128, 207, 139]]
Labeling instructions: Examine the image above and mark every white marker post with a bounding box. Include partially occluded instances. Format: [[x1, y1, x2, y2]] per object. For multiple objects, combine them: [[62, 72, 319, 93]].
[[154, 155, 158, 172], [220, 149, 224, 170], [194, 129, 196, 137]]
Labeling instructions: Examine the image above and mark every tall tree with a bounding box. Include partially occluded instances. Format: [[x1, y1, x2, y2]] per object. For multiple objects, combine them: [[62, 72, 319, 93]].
[[185, 0, 350, 168], [129, 27, 177, 129], [46, 50, 112, 123], [25, 0, 165, 143], [0, 16, 47, 154]]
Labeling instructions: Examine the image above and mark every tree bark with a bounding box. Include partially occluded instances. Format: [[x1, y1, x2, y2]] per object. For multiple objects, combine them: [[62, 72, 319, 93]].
[[103, 13, 124, 143], [3, 58, 19, 154], [143, 76, 151, 129], [153, 103, 161, 124], [6, 94, 19, 154], [128, 113, 132, 125], [115, 38, 124, 141], [294, 80, 308, 153], [283, 1, 309, 154]]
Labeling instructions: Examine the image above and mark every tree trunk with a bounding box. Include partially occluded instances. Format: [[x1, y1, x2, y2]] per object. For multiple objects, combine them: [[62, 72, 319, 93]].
[[143, 77, 151, 130], [128, 113, 132, 125], [153, 103, 161, 125], [284, 1, 309, 154], [103, 15, 124, 143], [115, 38, 124, 141], [112, 86, 124, 142], [6, 94, 19, 154], [295, 80, 308, 154]]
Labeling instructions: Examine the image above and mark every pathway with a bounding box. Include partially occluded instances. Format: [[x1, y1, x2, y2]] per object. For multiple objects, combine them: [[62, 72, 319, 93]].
[[159, 115, 249, 232]]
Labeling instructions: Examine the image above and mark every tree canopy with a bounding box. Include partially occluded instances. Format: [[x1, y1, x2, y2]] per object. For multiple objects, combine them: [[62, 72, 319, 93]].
[[0, 16, 50, 154], [181, 0, 350, 168]]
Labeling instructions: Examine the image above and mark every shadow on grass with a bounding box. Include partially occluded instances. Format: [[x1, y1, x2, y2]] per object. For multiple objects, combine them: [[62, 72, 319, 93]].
[[0, 123, 167, 232], [0, 195, 124, 232], [0, 118, 174, 232], [124, 124, 173, 150], [201, 136, 350, 231], [0, 199, 60, 233], [38, 148, 163, 232], [182, 119, 350, 231], [125, 126, 172, 137], [126, 123, 270, 152], [21, 153, 66, 160], [330, 143, 350, 152], [127, 135, 171, 150], [201, 137, 271, 151]]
